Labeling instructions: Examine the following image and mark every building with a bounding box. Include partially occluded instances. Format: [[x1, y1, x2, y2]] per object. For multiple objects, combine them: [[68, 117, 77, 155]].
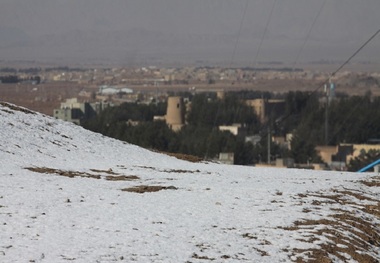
[[345, 144, 380, 163], [165, 96, 185, 132], [53, 98, 111, 125], [219, 124, 247, 137], [275, 158, 295, 168], [99, 85, 133, 95], [246, 99, 286, 123], [219, 152, 234, 165], [245, 135, 261, 145], [316, 143, 380, 170]]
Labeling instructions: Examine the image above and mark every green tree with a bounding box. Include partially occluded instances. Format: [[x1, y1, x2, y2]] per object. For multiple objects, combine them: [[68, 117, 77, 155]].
[[290, 132, 320, 164], [347, 149, 380, 172]]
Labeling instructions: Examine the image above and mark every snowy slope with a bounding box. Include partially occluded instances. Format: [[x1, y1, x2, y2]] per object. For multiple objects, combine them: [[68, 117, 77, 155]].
[[0, 102, 379, 263]]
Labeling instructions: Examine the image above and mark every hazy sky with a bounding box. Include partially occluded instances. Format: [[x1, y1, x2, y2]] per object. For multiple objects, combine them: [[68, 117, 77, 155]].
[[1, 0, 379, 66]]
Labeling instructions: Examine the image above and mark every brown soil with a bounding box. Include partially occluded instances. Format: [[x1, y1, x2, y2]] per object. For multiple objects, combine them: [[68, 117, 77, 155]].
[[360, 176, 380, 187], [90, 168, 118, 175], [121, 185, 177, 193], [25, 166, 140, 181], [105, 175, 140, 181], [284, 189, 380, 263], [156, 151, 204, 163], [0, 102, 36, 115], [0, 82, 87, 116], [163, 169, 200, 174], [191, 253, 215, 261], [26, 167, 101, 179]]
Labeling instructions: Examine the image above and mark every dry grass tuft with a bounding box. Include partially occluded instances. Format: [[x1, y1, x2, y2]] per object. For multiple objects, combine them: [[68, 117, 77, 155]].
[[253, 247, 269, 257], [164, 169, 200, 174], [156, 151, 204, 163], [121, 185, 177, 193], [25, 167, 142, 182], [26, 167, 101, 179], [0, 102, 35, 114], [360, 176, 380, 187], [1, 109, 14, 114], [191, 253, 215, 261], [90, 168, 118, 175], [284, 189, 380, 263], [105, 175, 140, 181]]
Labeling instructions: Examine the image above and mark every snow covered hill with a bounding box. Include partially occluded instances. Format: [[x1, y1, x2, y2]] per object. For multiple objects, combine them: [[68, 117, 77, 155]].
[[0, 101, 379, 263]]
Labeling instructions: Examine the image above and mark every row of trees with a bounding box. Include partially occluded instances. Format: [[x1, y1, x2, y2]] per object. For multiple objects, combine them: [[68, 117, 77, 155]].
[[0, 66, 86, 74], [0, 75, 41, 84], [82, 91, 380, 168], [83, 94, 262, 164]]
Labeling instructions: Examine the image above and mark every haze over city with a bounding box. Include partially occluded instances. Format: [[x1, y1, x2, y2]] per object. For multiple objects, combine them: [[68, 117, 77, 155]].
[[1, 0, 380, 67], [1, 2, 380, 262]]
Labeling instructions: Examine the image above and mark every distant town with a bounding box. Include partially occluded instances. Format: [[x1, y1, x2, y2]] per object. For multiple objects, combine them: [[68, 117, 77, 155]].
[[1, 65, 380, 171]]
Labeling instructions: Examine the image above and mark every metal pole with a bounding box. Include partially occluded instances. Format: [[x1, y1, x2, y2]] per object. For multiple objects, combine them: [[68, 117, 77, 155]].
[[325, 83, 329, 145], [357, 159, 380, 173], [267, 126, 271, 164]]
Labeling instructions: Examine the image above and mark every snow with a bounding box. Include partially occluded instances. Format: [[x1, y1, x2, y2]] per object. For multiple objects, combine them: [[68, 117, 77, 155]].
[[0, 102, 379, 262]]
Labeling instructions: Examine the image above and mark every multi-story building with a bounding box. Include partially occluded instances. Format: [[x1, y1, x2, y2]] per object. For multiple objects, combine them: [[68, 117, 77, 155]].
[[54, 98, 111, 125]]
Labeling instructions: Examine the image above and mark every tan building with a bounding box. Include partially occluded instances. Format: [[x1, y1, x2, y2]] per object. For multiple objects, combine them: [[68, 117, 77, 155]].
[[344, 144, 380, 163], [219, 124, 246, 137], [216, 90, 225, 100], [316, 143, 380, 170], [316, 146, 339, 164], [246, 99, 286, 123], [165, 96, 185, 132]]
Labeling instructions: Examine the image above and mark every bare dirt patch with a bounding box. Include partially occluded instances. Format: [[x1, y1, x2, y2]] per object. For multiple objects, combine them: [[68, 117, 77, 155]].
[[90, 168, 118, 175], [157, 151, 204, 163], [284, 189, 380, 263], [105, 175, 140, 181], [0, 102, 36, 115], [164, 169, 201, 174], [191, 253, 215, 261], [360, 176, 380, 187], [25, 167, 140, 182], [242, 233, 257, 240], [135, 165, 202, 175], [26, 167, 101, 179], [121, 185, 177, 193], [253, 247, 269, 257], [1, 109, 14, 114]]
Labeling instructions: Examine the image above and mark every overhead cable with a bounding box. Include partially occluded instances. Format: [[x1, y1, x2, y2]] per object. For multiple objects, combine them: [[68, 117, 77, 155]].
[[229, 0, 249, 68], [292, 0, 327, 71], [253, 0, 278, 68]]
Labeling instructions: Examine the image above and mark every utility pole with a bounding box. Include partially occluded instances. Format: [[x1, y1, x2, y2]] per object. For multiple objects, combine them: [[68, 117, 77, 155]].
[[267, 125, 271, 164], [154, 80, 159, 105], [324, 79, 336, 145], [325, 94, 328, 145]]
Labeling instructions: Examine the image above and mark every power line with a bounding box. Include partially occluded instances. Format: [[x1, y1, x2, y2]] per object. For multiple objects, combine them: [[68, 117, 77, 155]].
[[268, 28, 380, 141], [292, 0, 327, 71], [326, 98, 365, 145], [229, 0, 249, 68], [309, 28, 380, 97], [205, 0, 249, 159], [330, 28, 380, 79], [253, 0, 278, 68]]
